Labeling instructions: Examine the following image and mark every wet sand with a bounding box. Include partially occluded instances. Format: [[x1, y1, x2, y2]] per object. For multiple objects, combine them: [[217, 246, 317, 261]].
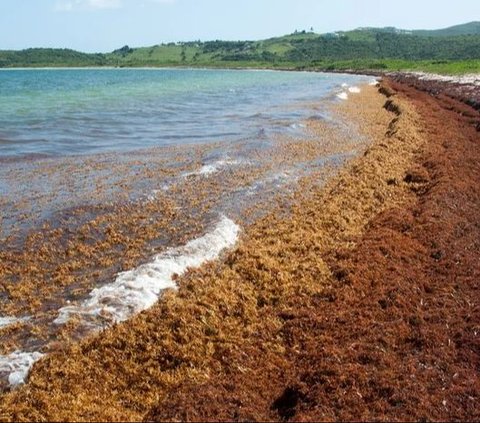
[[1, 78, 479, 421]]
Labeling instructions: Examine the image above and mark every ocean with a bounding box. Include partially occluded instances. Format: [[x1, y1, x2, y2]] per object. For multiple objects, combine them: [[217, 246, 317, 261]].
[[0, 68, 368, 156]]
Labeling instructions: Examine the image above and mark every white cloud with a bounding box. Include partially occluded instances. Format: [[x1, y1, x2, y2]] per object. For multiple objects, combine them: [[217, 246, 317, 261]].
[[54, 0, 123, 12]]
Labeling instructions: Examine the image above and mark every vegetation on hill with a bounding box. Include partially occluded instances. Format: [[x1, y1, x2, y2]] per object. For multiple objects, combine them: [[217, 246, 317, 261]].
[[0, 48, 106, 68], [412, 21, 480, 37], [1, 22, 480, 74]]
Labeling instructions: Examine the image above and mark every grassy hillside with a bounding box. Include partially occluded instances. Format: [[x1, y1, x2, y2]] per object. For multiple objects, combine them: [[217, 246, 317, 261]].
[[348, 21, 480, 38], [104, 30, 480, 74], [1, 23, 480, 74], [413, 21, 480, 37]]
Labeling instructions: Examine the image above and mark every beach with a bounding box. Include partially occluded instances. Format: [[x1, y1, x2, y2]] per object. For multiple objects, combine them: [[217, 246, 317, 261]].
[[0, 74, 479, 422], [0, 71, 372, 369]]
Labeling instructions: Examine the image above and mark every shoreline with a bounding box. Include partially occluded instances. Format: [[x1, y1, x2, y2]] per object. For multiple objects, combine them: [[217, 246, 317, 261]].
[[0, 76, 372, 387], [2, 65, 479, 78], [0, 76, 479, 421]]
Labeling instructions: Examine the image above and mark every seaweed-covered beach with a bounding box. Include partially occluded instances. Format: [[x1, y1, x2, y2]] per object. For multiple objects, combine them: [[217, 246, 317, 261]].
[[1, 74, 479, 421]]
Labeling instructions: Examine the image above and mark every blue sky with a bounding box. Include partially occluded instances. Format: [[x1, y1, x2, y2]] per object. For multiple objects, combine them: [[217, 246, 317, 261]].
[[1, 0, 479, 52]]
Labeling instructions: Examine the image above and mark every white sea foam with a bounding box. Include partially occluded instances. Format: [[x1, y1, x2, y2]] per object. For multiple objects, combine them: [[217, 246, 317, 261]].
[[290, 123, 306, 129], [184, 158, 241, 178], [192, 164, 218, 176], [341, 83, 349, 88], [348, 86, 361, 93], [336, 92, 349, 100], [246, 170, 298, 195], [0, 317, 19, 328], [147, 183, 173, 201], [54, 216, 240, 326], [146, 189, 163, 202], [147, 159, 242, 202], [369, 79, 379, 86], [0, 316, 29, 329], [0, 351, 44, 387]]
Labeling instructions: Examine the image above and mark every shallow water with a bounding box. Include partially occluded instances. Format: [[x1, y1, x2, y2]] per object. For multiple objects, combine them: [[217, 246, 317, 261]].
[[0, 69, 373, 388], [0, 69, 371, 239], [0, 68, 368, 157]]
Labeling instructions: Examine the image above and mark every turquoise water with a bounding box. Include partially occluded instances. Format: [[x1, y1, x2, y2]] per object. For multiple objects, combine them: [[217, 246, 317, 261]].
[[0, 68, 370, 157]]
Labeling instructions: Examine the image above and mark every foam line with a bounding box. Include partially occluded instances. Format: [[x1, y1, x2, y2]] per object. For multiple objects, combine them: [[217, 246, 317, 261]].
[[184, 158, 240, 178], [0, 351, 44, 387], [0, 317, 20, 329], [54, 216, 240, 326], [0, 316, 29, 329]]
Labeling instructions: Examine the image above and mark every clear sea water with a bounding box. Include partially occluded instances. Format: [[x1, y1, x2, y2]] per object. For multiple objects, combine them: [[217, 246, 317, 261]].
[[0, 68, 371, 157]]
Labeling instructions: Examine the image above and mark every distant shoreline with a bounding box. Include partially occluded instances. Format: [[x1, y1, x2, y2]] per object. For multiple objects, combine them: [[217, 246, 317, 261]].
[[2, 67, 479, 90], [2, 23, 479, 76]]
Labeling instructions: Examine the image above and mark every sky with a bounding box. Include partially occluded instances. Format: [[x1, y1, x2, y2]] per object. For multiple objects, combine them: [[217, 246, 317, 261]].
[[0, 0, 479, 52]]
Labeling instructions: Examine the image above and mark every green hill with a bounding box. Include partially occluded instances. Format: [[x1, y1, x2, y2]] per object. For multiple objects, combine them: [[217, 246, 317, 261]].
[[0, 48, 107, 68], [1, 22, 480, 74], [413, 21, 480, 37], [343, 21, 480, 38]]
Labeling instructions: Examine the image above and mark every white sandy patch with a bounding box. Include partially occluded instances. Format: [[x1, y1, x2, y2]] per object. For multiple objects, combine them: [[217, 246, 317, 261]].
[[183, 158, 241, 178]]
